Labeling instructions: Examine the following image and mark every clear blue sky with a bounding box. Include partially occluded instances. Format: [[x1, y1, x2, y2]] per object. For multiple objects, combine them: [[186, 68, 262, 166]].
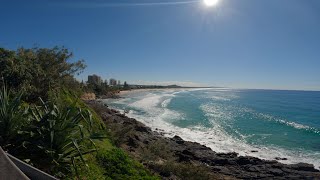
[[1, 0, 320, 90]]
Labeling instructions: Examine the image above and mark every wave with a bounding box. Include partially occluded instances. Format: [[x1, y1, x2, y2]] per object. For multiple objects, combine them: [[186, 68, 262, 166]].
[[256, 111, 320, 135], [161, 98, 172, 108], [277, 119, 320, 134], [128, 91, 184, 124], [201, 100, 320, 135], [106, 89, 320, 170]]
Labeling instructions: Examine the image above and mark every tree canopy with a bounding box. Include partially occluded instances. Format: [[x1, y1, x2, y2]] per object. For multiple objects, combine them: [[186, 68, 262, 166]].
[[0, 46, 86, 102]]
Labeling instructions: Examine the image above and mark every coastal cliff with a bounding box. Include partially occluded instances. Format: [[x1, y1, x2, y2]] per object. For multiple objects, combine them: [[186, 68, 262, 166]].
[[87, 101, 320, 179]]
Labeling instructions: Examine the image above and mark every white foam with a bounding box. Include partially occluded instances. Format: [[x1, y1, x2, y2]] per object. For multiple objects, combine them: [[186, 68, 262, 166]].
[[130, 94, 161, 109], [257, 111, 320, 134], [161, 98, 172, 108], [109, 89, 320, 170]]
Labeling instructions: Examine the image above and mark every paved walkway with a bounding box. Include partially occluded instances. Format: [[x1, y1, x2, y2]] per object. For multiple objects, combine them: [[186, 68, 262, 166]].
[[0, 147, 29, 180]]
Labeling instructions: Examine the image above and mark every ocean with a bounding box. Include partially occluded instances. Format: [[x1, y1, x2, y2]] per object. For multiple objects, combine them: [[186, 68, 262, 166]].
[[103, 88, 320, 169]]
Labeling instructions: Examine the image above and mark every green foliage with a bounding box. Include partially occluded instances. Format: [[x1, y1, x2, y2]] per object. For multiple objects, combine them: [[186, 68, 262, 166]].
[[140, 140, 173, 162], [65, 139, 159, 180], [67, 139, 113, 179], [0, 46, 158, 179], [18, 98, 98, 176], [151, 161, 213, 180], [97, 148, 159, 180], [68, 153, 106, 180], [0, 82, 107, 179], [84, 82, 124, 96], [48, 89, 106, 131], [0, 84, 27, 148], [0, 47, 86, 102]]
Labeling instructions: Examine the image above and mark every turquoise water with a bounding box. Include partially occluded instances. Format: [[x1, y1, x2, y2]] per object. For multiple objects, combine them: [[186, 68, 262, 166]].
[[104, 88, 320, 169]]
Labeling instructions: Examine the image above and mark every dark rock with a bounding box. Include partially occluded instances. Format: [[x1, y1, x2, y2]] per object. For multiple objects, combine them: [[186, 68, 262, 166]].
[[135, 125, 151, 133], [212, 166, 222, 172], [134, 135, 140, 141], [269, 168, 284, 176], [289, 163, 319, 172], [176, 152, 191, 162], [159, 171, 171, 177], [217, 152, 238, 158], [275, 157, 288, 161], [117, 113, 126, 117], [200, 145, 212, 150], [182, 149, 194, 156], [172, 135, 185, 144], [281, 167, 293, 173], [127, 137, 139, 148], [236, 157, 252, 165], [247, 166, 259, 172], [212, 158, 231, 165], [111, 109, 120, 113]]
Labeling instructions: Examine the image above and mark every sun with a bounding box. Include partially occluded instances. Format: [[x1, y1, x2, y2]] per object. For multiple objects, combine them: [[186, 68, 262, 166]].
[[203, 0, 219, 7]]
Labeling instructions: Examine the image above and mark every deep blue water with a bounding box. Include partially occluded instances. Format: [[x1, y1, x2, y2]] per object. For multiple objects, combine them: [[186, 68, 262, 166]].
[[104, 88, 320, 169]]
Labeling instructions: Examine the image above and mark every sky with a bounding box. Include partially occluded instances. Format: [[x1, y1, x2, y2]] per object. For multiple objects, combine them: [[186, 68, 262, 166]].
[[1, 0, 320, 90]]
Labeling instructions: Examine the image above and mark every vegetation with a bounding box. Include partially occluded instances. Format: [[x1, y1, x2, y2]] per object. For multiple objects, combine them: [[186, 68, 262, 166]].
[[97, 148, 158, 180], [0, 85, 26, 149], [0, 47, 85, 102], [0, 46, 158, 179], [22, 98, 97, 175], [84, 82, 124, 96]]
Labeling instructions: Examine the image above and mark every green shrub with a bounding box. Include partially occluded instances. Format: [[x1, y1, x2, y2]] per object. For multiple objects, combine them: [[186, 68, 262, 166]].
[[97, 148, 159, 180], [0, 47, 86, 103], [151, 161, 214, 180], [0, 85, 27, 149], [49, 89, 105, 131], [19, 98, 98, 176]]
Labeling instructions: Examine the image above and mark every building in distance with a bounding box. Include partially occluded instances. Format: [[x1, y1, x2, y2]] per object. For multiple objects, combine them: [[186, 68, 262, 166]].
[[109, 78, 117, 86], [88, 74, 102, 85]]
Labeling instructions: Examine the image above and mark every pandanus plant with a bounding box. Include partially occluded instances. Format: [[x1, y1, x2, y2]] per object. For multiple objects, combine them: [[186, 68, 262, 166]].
[[22, 98, 98, 174], [0, 84, 26, 149]]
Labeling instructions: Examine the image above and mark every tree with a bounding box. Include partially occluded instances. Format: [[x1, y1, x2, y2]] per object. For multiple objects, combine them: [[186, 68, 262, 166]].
[[0, 47, 86, 102]]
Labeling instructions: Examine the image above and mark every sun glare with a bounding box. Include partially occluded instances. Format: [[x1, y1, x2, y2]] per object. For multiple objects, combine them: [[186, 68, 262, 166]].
[[203, 0, 219, 7]]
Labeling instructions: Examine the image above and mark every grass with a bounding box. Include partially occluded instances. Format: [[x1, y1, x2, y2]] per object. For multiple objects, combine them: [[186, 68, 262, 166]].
[[68, 139, 160, 180], [98, 148, 159, 180], [150, 161, 214, 180]]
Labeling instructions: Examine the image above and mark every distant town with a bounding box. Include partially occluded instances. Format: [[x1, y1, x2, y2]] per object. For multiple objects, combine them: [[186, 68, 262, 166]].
[[80, 74, 212, 99], [83, 74, 190, 90], [87, 74, 127, 87]]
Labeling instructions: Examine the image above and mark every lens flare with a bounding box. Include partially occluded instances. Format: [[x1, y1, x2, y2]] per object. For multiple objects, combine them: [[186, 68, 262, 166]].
[[203, 0, 219, 7]]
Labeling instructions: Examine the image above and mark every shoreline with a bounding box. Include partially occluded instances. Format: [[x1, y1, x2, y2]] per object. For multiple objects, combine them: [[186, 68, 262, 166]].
[[87, 100, 320, 179], [118, 87, 218, 96], [111, 88, 320, 169]]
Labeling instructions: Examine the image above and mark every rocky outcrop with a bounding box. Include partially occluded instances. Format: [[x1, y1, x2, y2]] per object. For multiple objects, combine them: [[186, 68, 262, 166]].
[[81, 93, 96, 100], [98, 91, 121, 99], [87, 101, 320, 179]]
